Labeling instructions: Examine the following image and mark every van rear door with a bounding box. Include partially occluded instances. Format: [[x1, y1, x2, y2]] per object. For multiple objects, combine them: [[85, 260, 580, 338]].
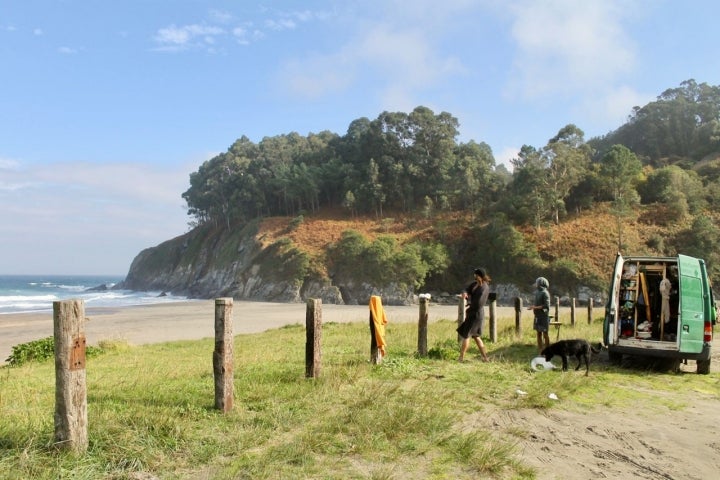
[[604, 253, 624, 346], [678, 254, 704, 354]]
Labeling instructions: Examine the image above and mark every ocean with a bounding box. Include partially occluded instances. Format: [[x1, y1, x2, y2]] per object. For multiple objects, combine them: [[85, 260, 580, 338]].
[[0, 275, 189, 315]]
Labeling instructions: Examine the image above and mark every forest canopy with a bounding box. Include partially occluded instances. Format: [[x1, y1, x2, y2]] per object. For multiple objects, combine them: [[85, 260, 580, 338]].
[[181, 79, 720, 287]]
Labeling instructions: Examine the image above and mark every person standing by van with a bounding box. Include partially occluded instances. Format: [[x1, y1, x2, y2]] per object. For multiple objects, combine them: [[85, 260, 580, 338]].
[[457, 268, 491, 362], [529, 277, 551, 354]]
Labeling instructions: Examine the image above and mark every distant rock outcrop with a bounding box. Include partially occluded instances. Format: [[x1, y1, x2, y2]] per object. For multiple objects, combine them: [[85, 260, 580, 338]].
[[114, 221, 412, 305]]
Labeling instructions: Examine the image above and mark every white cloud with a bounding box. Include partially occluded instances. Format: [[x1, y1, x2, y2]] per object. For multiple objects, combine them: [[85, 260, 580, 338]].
[[0, 157, 20, 170], [153, 24, 225, 51], [507, 0, 635, 99], [153, 8, 329, 51], [276, 20, 464, 106], [232, 25, 264, 45], [58, 46, 78, 54], [265, 18, 297, 31]]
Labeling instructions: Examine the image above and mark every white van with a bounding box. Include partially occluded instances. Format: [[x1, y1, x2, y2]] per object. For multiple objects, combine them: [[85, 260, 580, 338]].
[[603, 253, 717, 374]]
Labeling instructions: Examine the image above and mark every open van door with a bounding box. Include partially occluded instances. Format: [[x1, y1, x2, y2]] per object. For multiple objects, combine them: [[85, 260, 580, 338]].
[[604, 253, 624, 346], [678, 254, 705, 354]]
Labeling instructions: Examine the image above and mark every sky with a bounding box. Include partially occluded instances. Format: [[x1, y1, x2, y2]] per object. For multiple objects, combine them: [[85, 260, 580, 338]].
[[1, 0, 718, 275]]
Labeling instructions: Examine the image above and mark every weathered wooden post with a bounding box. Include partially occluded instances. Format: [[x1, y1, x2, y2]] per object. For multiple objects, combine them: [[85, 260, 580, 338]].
[[457, 295, 465, 344], [489, 296, 497, 343], [554, 296, 560, 322], [417, 295, 429, 357], [305, 298, 322, 378], [570, 298, 576, 327], [514, 297, 523, 338], [587, 298, 594, 325], [213, 297, 234, 413], [53, 299, 88, 452]]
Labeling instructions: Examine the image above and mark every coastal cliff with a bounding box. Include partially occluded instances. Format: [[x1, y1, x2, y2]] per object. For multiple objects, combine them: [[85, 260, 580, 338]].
[[116, 219, 418, 305], [115, 211, 619, 307]]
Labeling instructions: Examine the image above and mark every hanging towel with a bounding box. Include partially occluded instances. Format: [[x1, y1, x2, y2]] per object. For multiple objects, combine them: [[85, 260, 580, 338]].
[[369, 295, 388, 356], [660, 277, 672, 324]]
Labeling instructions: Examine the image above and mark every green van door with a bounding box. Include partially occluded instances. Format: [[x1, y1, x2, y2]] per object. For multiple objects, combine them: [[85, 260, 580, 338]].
[[678, 254, 706, 354]]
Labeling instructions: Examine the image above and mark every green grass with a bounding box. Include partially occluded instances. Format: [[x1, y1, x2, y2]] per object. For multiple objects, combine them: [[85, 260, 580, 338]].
[[1, 312, 718, 479]]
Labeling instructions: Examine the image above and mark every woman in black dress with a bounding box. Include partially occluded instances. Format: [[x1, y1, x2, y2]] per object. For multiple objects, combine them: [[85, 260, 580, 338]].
[[457, 268, 490, 362]]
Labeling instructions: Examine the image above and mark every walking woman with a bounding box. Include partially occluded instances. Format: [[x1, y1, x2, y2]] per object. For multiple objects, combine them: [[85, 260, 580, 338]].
[[457, 268, 491, 362]]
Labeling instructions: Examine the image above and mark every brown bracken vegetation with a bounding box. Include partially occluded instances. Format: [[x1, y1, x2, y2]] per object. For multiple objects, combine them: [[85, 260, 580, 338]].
[[255, 202, 701, 290]]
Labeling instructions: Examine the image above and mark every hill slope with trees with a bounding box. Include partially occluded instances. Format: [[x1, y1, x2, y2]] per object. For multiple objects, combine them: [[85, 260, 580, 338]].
[[120, 79, 720, 303]]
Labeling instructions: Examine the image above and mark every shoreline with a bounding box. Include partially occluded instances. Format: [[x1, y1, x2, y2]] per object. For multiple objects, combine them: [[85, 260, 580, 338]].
[[1, 300, 507, 364]]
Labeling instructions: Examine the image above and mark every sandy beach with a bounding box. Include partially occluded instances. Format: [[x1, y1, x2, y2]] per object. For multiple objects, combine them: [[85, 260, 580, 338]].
[[0, 300, 487, 364]]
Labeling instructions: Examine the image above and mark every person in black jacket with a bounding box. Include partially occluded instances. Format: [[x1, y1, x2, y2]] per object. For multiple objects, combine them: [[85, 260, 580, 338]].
[[457, 268, 491, 362]]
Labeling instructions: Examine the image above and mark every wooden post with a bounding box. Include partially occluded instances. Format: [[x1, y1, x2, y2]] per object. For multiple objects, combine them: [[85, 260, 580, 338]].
[[514, 297, 523, 338], [213, 298, 234, 413], [554, 296, 560, 322], [570, 298, 576, 327], [53, 299, 88, 452], [587, 298, 594, 325], [489, 298, 497, 343], [457, 295, 465, 344], [305, 299, 322, 378], [417, 296, 429, 357]]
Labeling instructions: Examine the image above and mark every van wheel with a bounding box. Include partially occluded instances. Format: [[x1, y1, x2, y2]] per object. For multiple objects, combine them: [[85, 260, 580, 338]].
[[608, 349, 622, 365], [697, 359, 711, 374]]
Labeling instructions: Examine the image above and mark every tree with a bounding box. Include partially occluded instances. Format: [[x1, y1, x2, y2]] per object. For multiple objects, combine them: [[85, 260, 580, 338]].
[[598, 145, 642, 250], [638, 165, 706, 216], [505, 145, 552, 229], [342, 191, 356, 217], [450, 140, 496, 218], [543, 125, 592, 224], [676, 216, 720, 281], [597, 79, 720, 164]]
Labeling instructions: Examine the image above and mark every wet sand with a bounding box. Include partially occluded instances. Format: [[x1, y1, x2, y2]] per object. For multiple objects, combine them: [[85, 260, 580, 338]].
[[1, 300, 508, 364]]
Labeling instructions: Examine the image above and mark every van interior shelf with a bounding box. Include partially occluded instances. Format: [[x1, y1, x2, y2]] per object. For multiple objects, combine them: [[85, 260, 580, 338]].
[[617, 261, 678, 343]]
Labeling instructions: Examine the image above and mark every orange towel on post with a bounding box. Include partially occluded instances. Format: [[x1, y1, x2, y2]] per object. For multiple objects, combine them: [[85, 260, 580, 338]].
[[369, 295, 388, 356]]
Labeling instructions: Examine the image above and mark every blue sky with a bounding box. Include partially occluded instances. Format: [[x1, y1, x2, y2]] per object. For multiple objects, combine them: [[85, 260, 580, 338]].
[[1, 1, 718, 275]]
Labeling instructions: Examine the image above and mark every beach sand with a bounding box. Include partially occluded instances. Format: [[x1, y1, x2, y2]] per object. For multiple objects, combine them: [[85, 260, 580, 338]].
[[0, 300, 491, 364]]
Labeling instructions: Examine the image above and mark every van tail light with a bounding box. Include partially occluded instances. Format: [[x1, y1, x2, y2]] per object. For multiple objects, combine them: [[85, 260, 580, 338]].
[[704, 321, 713, 343]]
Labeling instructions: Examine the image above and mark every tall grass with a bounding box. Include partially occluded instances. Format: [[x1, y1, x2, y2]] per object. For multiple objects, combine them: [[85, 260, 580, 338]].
[[0, 311, 717, 479]]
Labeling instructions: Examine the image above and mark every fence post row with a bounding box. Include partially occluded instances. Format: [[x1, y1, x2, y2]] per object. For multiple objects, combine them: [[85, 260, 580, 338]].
[[305, 299, 322, 378], [53, 299, 88, 453], [213, 297, 234, 413]]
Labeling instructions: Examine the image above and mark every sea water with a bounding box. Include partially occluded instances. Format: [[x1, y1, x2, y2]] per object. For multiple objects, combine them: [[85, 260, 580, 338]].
[[0, 275, 188, 315]]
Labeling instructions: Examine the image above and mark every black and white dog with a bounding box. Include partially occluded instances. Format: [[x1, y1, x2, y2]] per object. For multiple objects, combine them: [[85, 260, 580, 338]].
[[541, 339, 601, 376]]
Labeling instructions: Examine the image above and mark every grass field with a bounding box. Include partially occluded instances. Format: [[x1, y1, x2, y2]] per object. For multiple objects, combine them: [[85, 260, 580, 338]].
[[1, 312, 718, 479]]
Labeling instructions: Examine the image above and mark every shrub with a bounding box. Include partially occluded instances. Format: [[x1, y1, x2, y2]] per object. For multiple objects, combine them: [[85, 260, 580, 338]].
[[5, 337, 103, 367]]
